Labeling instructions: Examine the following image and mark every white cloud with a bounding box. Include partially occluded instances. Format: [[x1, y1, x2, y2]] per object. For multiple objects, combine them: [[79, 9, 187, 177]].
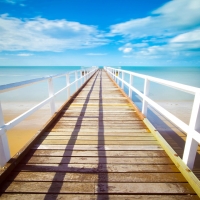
[[170, 29, 200, 43], [112, 0, 200, 59], [118, 42, 149, 54], [1, 0, 24, 4], [118, 43, 133, 53], [123, 48, 132, 53], [86, 53, 107, 56], [110, 0, 200, 39], [17, 53, 33, 56], [119, 47, 132, 53], [0, 14, 108, 52]]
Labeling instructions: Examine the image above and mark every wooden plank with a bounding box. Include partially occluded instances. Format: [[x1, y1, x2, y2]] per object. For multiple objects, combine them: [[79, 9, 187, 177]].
[[69, 103, 133, 106], [22, 156, 173, 164], [1, 181, 194, 194], [55, 121, 145, 125], [49, 128, 149, 133], [74, 96, 127, 99], [65, 107, 134, 111], [0, 194, 199, 200], [32, 144, 163, 151], [76, 95, 125, 98], [36, 140, 159, 145], [0, 182, 94, 193], [77, 94, 124, 97], [7, 172, 187, 182], [62, 112, 138, 115], [40, 136, 156, 141], [43, 131, 152, 136], [94, 182, 195, 194], [49, 128, 150, 132], [81, 88, 119, 91], [51, 125, 148, 129], [62, 111, 138, 116], [14, 163, 180, 173], [27, 150, 168, 157], [59, 117, 141, 120], [54, 121, 145, 125], [72, 99, 128, 103], [52, 125, 148, 130]]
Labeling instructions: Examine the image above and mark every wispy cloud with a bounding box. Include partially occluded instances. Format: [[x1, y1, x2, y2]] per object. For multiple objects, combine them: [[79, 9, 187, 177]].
[[86, 53, 107, 56], [17, 53, 33, 56], [0, 0, 24, 5], [111, 0, 200, 39], [111, 0, 200, 58], [119, 47, 132, 54], [0, 14, 109, 52]]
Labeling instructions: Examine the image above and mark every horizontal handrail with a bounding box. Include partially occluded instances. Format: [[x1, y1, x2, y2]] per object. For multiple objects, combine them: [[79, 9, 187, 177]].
[[0, 66, 98, 167], [105, 66, 200, 170], [120, 69, 200, 95], [1, 77, 78, 132], [0, 69, 93, 94]]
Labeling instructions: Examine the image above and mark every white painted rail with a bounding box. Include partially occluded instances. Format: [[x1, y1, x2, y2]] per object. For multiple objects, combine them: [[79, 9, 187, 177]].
[[0, 66, 98, 167], [105, 66, 200, 170]]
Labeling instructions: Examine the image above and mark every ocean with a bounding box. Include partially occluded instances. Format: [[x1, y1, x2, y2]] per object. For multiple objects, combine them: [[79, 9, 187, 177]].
[[119, 66, 200, 102], [0, 66, 83, 102], [0, 66, 200, 103]]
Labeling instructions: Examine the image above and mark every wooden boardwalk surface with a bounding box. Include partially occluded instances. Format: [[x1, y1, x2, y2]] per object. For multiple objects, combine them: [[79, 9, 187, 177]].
[[0, 70, 199, 199]]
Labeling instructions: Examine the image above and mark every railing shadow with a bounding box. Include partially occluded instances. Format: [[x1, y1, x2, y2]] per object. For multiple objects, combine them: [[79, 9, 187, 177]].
[[97, 69, 109, 199], [146, 107, 200, 169], [42, 70, 100, 199], [131, 89, 200, 170]]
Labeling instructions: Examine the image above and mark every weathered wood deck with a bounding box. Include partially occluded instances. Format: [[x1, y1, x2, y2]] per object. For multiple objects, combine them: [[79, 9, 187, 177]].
[[0, 70, 199, 199]]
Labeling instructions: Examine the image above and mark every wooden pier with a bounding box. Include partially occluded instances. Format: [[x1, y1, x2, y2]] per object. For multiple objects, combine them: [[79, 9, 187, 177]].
[[0, 70, 199, 199]]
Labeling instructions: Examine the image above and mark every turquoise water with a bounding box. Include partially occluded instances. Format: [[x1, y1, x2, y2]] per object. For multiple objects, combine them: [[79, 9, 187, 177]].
[[114, 66, 200, 102], [0, 66, 82, 84], [0, 66, 200, 102], [0, 66, 83, 102], [119, 66, 200, 87]]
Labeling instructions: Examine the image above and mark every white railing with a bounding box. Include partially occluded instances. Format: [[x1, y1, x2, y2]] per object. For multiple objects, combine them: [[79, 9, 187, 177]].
[[0, 66, 98, 167], [105, 66, 200, 170]]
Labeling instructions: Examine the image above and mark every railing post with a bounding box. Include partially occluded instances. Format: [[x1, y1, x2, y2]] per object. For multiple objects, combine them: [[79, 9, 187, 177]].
[[117, 70, 119, 85], [75, 71, 78, 91], [66, 74, 70, 99], [0, 102, 10, 167], [121, 72, 124, 90], [84, 70, 86, 82], [183, 92, 200, 169], [129, 74, 133, 98], [142, 78, 150, 116], [81, 71, 83, 86], [48, 78, 56, 115]]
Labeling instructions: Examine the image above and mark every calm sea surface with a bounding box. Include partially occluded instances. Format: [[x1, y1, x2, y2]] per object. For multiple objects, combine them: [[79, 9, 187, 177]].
[[0, 66, 200, 102]]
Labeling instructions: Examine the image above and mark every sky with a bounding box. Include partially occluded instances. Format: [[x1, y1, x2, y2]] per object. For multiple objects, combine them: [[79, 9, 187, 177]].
[[0, 0, 200, 66]]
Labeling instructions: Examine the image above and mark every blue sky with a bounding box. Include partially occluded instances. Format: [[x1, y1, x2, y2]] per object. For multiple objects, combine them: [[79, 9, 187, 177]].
[[0, 0, 200, 66]]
